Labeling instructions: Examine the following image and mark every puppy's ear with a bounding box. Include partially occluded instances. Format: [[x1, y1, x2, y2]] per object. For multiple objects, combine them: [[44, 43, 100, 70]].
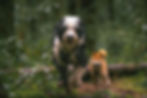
[[98, 49, 107, 58]]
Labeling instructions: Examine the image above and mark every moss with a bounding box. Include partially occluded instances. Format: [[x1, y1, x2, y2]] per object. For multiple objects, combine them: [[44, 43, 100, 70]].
[[113, 72, 147, 94]]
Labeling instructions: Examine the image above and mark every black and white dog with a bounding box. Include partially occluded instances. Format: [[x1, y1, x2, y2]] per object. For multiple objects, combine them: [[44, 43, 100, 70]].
[[52, 16, 87, 92]]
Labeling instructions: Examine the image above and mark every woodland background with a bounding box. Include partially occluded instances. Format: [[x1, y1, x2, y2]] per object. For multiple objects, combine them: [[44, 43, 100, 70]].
[[0, 0, 147, 97]]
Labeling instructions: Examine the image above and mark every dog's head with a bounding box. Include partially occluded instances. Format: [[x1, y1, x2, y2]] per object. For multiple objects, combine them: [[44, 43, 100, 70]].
[[54, 16, 85, 50], [88, 49, 107, 71]]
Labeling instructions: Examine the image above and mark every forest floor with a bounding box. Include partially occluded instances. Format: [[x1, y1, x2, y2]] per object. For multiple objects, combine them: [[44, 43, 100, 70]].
[[76, 74, 147, 97]]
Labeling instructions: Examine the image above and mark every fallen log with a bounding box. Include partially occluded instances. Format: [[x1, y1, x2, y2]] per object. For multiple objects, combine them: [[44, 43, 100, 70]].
[[109, 63, 147, 77], [0, 63, 147, 77], [83, 63, 147, 80]]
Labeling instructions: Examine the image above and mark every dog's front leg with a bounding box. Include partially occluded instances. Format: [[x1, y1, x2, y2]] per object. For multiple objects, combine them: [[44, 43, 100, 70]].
[[74, 66, 86, 87], [56, 65, 71, 93]]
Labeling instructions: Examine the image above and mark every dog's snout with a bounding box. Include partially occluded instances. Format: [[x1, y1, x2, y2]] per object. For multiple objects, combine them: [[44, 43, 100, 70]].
[[94, 63, 101, 66], [67, 36, 74, 43]]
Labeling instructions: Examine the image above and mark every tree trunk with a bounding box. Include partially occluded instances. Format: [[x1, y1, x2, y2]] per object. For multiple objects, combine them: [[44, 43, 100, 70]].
[[0, 0, 14, 97]]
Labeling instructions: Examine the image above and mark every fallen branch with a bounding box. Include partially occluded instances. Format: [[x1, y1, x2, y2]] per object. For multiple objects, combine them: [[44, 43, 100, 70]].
[[0, 63, 147, 77], [109, 63, 147, 77]]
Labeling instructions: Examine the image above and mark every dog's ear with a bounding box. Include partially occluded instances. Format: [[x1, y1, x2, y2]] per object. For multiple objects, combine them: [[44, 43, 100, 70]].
[[98, 49, 107, 59], [77, 19, 86, 38], [79, 19, 85, 31], [54, 19, 63, 34], [53, 19, 66, 39]]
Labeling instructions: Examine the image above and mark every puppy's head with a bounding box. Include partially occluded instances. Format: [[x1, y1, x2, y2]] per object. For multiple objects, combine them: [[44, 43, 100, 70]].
[[55, 16, 85, 49], [89, 49, 107, 70], [96, 49, 107, 59]]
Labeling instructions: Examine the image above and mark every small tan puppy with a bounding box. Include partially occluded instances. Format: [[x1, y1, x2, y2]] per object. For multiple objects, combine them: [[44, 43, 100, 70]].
[[88, 49, 111, 87]]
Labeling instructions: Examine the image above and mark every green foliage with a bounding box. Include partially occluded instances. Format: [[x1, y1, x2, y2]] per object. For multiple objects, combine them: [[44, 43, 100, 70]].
[[92, 90, 115, 98], [113, 72, 147, 94], [0, 0, 147, 97]]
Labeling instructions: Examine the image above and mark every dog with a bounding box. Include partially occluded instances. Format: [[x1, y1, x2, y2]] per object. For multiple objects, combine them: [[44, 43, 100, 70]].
[[52, 16, 87, 92], [88, 49, 111, 87]]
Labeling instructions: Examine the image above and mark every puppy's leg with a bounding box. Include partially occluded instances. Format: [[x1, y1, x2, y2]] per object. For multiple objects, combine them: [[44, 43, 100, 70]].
[[101, 70, 111, 87], [101, 63, 111, 87], [88, 63, 95, 82], [89, 70, 96, 83], [104, 75, 111, 87]]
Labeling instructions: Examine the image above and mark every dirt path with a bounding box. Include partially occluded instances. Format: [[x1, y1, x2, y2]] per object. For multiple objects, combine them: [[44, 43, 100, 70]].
[[76, 83, 143, 97]]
